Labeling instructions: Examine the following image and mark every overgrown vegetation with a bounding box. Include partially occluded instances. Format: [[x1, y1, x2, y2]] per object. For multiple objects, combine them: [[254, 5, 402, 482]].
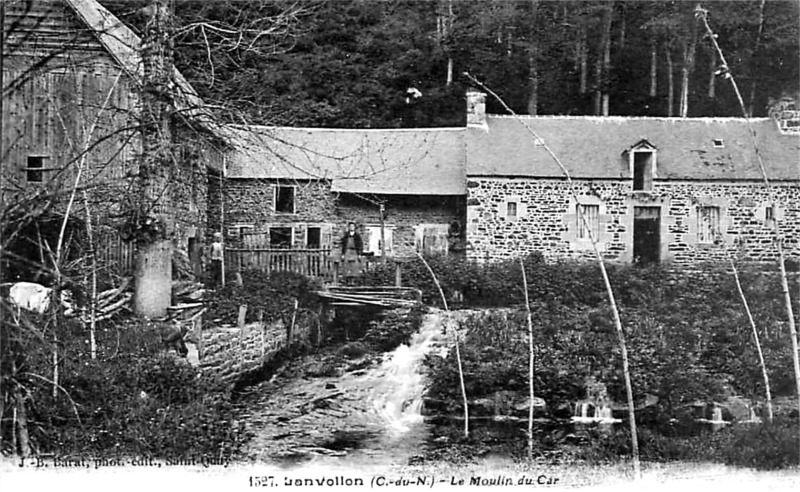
[[206, 270, 322, 325], [418, 255, 800, 468], [2, 314, 245, 458]]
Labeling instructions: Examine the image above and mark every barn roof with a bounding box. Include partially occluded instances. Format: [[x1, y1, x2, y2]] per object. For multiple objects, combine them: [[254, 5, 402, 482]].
[[225, 126, 466, 195], [65, 0, 205, 117], [467, 115, 800, 180]]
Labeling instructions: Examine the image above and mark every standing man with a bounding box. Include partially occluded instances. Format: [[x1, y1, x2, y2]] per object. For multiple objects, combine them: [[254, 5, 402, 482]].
[[209, 232, 224, 287], [340, 222, 363, 282]]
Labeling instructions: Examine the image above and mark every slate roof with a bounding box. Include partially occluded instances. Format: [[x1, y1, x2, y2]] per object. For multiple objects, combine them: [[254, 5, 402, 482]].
[[225, 126, 466, 195], [467, 115, 800, 180]]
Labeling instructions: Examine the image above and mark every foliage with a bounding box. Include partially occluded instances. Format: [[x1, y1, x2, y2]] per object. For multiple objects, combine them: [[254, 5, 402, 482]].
[[360, 305, 426, 353], [206, 270, 322, 325], [6, 317, 244, 458], [722, 417, 800, 470], [423, 262, 799, 435], [108, 1, 800, 126]]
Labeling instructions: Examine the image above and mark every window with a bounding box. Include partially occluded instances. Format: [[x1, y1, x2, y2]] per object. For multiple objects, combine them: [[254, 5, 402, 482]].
[[274, 186, 295, 214], [306, 227, 321, 249], [632, 151, 654, 191], [26, 156, 46, 183], [577, 204, 600, 240], [765, 205, 775, 228], [269, 227, 293, 248], [415, 224, 449, 256], [366, 226, 393, 257], [507, 201, 518, 218], [698, 206, 720, 243]]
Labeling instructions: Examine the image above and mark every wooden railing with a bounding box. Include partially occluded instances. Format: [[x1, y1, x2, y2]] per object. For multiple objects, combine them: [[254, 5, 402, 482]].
[[225, 248, 337, 282]]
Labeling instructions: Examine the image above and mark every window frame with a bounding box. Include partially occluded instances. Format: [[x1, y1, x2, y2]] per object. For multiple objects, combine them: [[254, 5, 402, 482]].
[[269, 226, 294, 249], [25, 155, 49, 183], [306, 226, 322, 249], [697, 206, 721, 244], [576, 203, 600, 240], [631, 150, 656, 191], [506, 201, 518, 219], [274, 185, 296, 214]]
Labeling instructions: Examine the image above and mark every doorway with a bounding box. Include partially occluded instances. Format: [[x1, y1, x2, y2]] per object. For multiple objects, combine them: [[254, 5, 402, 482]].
[[633, 206, 660, 264]]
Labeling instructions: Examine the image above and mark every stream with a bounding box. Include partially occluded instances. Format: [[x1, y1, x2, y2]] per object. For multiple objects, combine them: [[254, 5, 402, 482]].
[[236, 311, 449, 470]]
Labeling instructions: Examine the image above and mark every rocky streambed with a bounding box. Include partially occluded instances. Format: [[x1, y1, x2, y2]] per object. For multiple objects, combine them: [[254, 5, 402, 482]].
[[234, 312, 448, 469]]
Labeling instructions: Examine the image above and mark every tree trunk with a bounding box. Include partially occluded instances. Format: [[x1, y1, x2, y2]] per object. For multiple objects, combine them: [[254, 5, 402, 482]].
[[135, 0, 175, 318], [747, 0, 767, 116], [579, 27, 587, 95], [708, 48, 716, 98], [15, 390, 30, 458], [649, 37, 657, 98], [596, 3, 612, 116], [83, 191, 98, 359], [527, 0, 540, 116], [520, 258, 535, 459], [679, 10, 699, 117], [665, 41, 674, 116], [731, 259, 773, 422]]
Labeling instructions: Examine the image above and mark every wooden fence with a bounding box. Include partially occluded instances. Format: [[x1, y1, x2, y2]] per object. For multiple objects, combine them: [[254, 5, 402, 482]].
[[225, 248, 337, 282]]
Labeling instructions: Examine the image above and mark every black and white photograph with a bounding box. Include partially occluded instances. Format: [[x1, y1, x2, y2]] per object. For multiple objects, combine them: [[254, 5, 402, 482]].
[[1, 0, 799, 490]]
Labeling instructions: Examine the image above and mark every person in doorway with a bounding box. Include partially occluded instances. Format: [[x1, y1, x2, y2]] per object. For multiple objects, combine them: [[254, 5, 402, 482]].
[[340, 222, 363, 282], [209, 232, 224, 287]]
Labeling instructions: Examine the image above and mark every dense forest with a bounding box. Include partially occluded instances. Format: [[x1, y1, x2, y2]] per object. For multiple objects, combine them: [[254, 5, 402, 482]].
[[108, 0, 800, 128]]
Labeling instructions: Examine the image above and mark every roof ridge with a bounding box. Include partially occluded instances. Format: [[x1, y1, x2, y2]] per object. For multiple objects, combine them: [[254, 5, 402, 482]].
[[487, 114, 773, 123], [230, 124, 465, 133]]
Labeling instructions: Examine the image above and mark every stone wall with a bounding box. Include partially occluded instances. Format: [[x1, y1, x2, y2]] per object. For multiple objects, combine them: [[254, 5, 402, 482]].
[[466, 177, 800, 265], [199, 317, 311, 385], [223, 178, 464, 257]]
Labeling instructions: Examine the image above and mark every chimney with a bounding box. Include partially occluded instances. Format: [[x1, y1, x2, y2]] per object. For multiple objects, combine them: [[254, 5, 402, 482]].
[[466, 90, 487, 128], [768, 95, 800, 134]]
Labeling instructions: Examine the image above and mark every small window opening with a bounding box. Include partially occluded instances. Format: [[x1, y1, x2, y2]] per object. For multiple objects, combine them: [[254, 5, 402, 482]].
[[765, 205, 775, 227], [269, 227, 293, 248], [712, 139, 724, 148], [26, 156, 46, 183], [507, 201, 518, 218], [306, 227, 321, 249], [632, 152, 654, 191], [275, 186, 295, 214]]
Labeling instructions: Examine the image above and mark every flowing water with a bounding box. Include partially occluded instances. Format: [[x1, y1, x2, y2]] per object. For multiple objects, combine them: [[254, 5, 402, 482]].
[[238, 311, 449, 469]]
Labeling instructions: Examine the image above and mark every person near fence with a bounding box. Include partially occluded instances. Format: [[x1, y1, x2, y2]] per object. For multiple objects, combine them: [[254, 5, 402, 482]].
[[340, 222, 363, 281], [209, 232, 224, 287]]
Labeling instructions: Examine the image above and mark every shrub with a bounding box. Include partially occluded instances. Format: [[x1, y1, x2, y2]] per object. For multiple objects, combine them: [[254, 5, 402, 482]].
[[17, 318, 244, 459], [722, 418, 800, 470], [206, 270, 322, 325]]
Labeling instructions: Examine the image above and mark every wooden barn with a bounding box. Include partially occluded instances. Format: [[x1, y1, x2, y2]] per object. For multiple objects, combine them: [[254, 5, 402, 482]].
[[0, 0, 224, 284]]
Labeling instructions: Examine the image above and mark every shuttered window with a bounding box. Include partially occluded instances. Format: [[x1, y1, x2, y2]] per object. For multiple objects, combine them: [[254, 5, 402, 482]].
[[365, 226, 393, 256], [577, 204, 600, 240], [698, 206, 720, 243], [415, 224, 449, 256]]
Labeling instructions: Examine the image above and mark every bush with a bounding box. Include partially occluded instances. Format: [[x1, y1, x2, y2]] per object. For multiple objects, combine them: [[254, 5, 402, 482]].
[[16, 318, 245, 459], [722, 418, 800, 470], [361, 306, 426, 352], [206, 270, 322, 325]]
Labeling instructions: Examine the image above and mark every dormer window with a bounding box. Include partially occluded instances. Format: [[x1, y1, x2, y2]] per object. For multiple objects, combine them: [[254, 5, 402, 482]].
[[626, 139, 657, 192], [712, 139, 724, 148], [632, 151, 655, 191]]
